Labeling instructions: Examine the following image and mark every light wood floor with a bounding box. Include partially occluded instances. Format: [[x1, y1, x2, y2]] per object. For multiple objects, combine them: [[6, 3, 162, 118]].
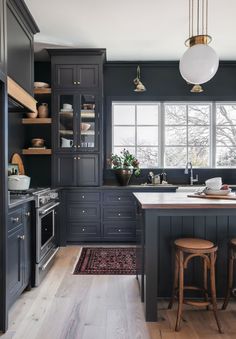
[[1, 246, 236, 339]]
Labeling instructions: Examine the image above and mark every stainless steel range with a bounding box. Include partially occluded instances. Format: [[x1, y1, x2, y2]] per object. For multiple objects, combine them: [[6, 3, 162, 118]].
[[33, 188, 60, 286]]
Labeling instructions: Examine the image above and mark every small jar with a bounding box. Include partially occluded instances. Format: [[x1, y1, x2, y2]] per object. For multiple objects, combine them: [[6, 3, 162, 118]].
[[38, 103, 48, 118]]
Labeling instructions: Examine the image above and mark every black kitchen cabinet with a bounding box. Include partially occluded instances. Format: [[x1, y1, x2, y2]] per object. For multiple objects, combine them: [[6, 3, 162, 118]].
[[49, 49, 105, 188], [61, 186, 177, 243], [53, 91, 100, 152], [54, 64, 99, 89], [7, 0, 39, 94], [7, 203, 32, 308], [54, 153, 99, 187], [0, 0, 6, 78]]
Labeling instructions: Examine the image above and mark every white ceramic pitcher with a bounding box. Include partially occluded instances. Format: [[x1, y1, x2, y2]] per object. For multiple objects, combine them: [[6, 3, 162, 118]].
[[61, 137, 73, 147]]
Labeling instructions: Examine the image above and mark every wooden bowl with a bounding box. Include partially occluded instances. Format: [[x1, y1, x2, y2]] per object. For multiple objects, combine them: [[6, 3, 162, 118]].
[[26, 112, 38, 118], [31, 138, 45, 147]]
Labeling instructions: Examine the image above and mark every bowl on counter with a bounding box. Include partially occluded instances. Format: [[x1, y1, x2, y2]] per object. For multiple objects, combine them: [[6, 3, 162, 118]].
[[31, 138, 45, 147]]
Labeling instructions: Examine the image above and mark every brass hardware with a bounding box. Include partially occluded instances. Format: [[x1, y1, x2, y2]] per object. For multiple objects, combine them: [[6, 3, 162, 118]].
[[73, 81, 76, 85], [133, 65, 146, 92], [118, 197, 121, 201], [118, 229, 121, 232], [73, 145, 76, 148], [18, 235, 25, 240], [82, 195, 85, 199], [77, 145, 80, 148], [25, 212, 30, 217], [82, 228, 85, 232], [73, 157, 76, 160], [185, 34, 212, 47], [118, 213, 121, 216], [82, 210, 85, 213], [77, 81, 80, 85], [191, 84, 203, 93], [77, 156, 80, 160], [11, 217, 19, 222]]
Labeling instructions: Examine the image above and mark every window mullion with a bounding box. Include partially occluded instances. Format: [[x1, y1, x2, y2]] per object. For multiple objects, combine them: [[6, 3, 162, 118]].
[[211, 102, 216, 168], [160, 102, 164, 168]]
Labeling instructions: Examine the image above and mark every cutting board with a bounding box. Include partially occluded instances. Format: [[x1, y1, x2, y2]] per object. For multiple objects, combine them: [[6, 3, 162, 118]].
[[187, 194, 236, 200], [11, 153, 25, 175]]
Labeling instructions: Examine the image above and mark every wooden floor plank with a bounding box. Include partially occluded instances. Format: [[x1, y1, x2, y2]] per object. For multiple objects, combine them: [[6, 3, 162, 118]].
[[2, 246, 236, 339]]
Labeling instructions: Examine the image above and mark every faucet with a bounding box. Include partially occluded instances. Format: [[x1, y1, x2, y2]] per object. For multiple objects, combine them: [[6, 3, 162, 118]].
[[184, 162, 198, 185]]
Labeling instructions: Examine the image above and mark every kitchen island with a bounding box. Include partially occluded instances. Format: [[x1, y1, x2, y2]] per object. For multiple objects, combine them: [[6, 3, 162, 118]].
[[133, 192, 236, 322]]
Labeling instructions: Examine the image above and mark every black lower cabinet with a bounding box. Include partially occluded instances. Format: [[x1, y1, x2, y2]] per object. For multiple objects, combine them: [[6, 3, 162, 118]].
[[7, 203, 32, 308], [62, 187, 176, 243], [53, 154, 99, 187]]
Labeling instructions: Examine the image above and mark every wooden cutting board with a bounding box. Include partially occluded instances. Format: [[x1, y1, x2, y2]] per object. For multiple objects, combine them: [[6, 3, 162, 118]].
[[187, 194, 236, 200], [11, 153, 25, 175]]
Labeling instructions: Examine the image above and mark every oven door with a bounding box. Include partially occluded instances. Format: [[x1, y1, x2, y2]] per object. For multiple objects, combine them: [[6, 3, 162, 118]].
[[36, 202, 60, 262]]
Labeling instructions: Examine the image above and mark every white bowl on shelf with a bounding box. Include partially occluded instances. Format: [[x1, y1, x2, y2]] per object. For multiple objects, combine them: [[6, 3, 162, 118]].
[[34, 82, 49, 88]]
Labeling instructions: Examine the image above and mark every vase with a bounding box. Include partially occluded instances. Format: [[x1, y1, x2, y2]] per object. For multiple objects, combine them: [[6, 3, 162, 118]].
[[115, 169, 133, 186], [38, 103, 49, 118]]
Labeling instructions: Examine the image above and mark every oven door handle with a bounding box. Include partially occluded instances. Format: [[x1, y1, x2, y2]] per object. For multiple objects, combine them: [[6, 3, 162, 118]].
[[41, 247, 59, 271], [40, 202, 60, 215]]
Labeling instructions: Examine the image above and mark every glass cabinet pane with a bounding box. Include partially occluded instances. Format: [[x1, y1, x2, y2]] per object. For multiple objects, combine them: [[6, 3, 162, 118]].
[[80, 94, 96, 149], [58, 94, 75, 149]]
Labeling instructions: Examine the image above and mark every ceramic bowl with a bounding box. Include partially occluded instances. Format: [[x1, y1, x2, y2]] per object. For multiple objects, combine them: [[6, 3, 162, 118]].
[[26, 112, 38, 118], [205, 177, 222, 190], [80, 123, 91, 131], [31, 138, 45, 147]]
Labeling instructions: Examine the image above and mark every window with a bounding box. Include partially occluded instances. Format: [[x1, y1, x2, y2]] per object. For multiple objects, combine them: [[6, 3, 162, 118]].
[[164, 103, 211, 167], [112, 103, 160, 168], [111, 101, 236, 168]]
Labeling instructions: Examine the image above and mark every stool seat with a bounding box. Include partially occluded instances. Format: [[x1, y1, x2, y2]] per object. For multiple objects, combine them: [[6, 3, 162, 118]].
[[175, 238, 214, 250], [230, 238, 236, 246]]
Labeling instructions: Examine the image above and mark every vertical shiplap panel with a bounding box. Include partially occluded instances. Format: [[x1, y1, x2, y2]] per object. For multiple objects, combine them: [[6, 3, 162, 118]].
[[193, 216, 206, 290], [158, 216, 172, 298], [182, 216, 194, 289], [228, 216, 236, 289], [216, 216, 228, 296]]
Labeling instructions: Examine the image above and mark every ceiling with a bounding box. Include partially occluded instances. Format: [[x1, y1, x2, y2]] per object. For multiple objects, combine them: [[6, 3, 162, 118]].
[[25, 0, 236, 61]]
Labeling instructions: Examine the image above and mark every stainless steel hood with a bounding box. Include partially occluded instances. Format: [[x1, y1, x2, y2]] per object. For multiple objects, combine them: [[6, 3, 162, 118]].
[[7, 76, 37, 112]]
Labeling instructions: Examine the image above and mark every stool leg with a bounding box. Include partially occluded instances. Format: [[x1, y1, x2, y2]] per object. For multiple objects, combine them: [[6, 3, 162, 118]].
[[203, 257, 209, 310], [175, 250, 184, 332], [222, 247, 234, 310], [210, 252, 223, 334], [168, 251, 179, 309]]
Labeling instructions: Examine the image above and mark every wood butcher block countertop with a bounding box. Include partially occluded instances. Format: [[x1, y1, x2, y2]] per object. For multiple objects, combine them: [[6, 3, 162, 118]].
[[133, 192, 236, 209]]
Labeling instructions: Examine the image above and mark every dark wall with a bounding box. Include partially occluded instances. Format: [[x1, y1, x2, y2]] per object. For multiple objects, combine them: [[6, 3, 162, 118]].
[[103, 61, 236, 184]]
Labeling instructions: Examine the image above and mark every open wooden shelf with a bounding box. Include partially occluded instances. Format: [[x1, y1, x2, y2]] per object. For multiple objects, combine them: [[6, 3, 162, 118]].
[[22, 149, 52, 155], [34, 88, 52, 95], [22, 118, 52, 124]]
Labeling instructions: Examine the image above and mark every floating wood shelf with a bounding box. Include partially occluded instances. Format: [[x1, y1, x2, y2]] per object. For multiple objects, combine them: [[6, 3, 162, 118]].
[[8, 77, 37, 113], [22, 118, 52, 124], [22, 149, 52, 155], [34, 88, 52, 95]]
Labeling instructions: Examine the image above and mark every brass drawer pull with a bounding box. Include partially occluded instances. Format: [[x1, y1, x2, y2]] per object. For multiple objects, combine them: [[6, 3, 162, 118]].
[[18, 235, 25, 240], [11, 217, 19, 223]]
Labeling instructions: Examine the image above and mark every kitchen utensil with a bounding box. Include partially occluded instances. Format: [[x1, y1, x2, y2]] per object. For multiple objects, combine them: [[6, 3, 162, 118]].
[[34, 82, 49, 88], [8, 175, 31, 191], [31, 138, 45, 147], [26, 111, 38, 118], [11, 153, 25, 175], [80, 123, 91, 131], [61, 137, 73, 147], [38, 103, 49, 118]]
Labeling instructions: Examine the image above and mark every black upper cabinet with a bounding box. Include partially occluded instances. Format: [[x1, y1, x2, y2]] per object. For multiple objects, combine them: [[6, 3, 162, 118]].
[[55, 64, 99, 89], [0, 0, 6, 79], [49, 49, 105, 187], [7, 0, 39, 94], [54, 153, 99, 187]]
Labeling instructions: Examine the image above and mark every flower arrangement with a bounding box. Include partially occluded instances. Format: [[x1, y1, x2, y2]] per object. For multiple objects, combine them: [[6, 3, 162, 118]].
[[110, 148, 141, 176]]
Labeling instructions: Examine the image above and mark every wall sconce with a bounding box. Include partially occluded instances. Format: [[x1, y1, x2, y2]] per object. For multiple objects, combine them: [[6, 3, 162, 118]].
[[179, 0, 219, 93], [133, 65, 146, 92]]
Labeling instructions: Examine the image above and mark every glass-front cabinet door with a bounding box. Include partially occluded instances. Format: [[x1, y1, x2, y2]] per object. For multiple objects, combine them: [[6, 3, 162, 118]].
[[54, 92, 77, 151], [79, 93, 98, 151]]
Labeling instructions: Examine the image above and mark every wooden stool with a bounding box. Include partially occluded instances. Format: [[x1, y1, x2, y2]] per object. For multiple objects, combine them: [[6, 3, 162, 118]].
[[168, 238, 222, 333], [222, 239, 236, 310]]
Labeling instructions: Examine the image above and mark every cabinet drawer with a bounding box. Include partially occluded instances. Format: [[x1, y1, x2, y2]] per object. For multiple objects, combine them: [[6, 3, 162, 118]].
[[103, 191, 135, 205], [67, 192, 100, 203], [103, 207, 136, 221], [8, 208, 23, 232], [67, 203, 100, 220], [67, 222, 101, 240], [103, 222, 136, 238]]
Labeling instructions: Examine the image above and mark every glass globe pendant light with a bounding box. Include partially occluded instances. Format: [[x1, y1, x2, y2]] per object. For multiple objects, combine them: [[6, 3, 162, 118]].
[[179, 0, 219, 92]]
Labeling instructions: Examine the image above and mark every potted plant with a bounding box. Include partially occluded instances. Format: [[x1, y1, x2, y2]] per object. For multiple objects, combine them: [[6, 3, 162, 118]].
[[110, 149, 140, 186]]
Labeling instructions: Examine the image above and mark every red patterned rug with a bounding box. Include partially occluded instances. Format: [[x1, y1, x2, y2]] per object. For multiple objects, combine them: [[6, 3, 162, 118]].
[[73, 247, 136, 275]]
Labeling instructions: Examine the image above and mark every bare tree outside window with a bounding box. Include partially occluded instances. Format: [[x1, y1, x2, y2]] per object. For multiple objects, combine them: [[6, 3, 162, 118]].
[[112, 102, 236, 168]]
